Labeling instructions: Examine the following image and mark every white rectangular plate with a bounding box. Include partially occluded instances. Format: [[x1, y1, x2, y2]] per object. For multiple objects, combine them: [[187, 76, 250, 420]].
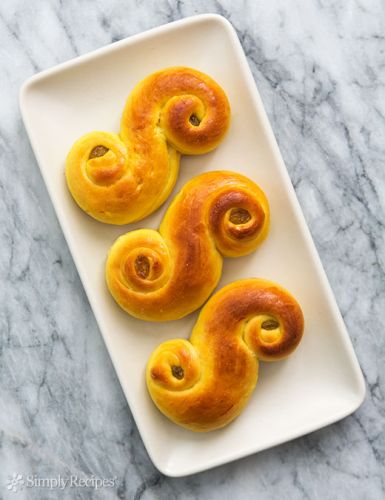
[[20, 14, 365, 477]]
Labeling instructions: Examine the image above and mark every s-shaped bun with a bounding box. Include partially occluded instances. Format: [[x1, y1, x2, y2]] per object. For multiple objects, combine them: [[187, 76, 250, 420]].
[[146, 278, 304, 431], [106, 171, 269, 321], [66, 67, 230, 224]]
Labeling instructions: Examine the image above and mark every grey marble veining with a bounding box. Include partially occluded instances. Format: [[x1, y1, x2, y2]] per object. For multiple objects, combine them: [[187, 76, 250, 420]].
[[0, 0, 384, 499]]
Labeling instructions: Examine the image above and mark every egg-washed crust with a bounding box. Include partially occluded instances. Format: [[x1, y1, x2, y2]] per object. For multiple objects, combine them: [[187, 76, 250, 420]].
[[65, 67, 230, 224], [146, 278, 304, 431], [105, 171, 270, 321]]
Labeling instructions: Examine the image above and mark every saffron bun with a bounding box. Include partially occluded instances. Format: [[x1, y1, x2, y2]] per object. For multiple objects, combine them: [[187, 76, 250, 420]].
[[65, 67, 230, 224], [146, 278, 304, 432], [105, 171, 269, 321]]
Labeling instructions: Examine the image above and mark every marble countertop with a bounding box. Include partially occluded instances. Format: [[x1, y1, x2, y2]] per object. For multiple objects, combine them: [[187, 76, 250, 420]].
[[1, 0, 384, 498]]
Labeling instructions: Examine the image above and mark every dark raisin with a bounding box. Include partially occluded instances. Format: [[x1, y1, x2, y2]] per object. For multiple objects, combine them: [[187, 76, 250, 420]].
[[171, 365, 184, 380], [261, 319, 279, 330], [189, 114, 201, 126], [229, 208, 251, 225], [134, 255, 150, 279], [89, 145, 109, 159]]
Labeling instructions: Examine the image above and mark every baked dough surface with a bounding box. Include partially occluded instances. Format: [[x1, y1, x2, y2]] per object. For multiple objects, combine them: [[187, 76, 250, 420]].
[[65, 67, 230, 224], [106, 171, 270, 321], [146, 278, 304, 431]]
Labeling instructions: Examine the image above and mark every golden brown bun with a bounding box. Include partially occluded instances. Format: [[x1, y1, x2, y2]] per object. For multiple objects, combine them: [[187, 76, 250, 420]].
[[106, 171, 270, 321], [146, 278, 304, 432], [65, 67, 230, 224]]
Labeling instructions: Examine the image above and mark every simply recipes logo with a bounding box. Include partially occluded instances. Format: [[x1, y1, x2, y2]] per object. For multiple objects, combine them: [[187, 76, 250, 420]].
[[6, 473, 118, 492]]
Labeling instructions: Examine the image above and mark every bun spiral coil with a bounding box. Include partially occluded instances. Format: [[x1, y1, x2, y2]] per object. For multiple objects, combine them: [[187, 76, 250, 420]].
[[146, 278, 304, 431], [106, 171, 269, 321], [65, 67, 230, 224]]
